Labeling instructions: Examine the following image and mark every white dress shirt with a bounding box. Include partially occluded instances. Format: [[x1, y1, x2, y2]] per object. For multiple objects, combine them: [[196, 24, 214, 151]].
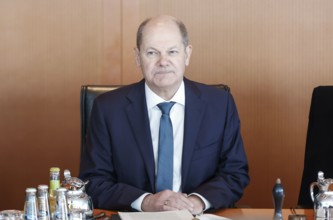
[[146, 82, 185, 192]]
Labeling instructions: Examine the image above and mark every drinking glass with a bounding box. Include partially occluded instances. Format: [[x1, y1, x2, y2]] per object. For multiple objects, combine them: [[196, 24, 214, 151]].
[[0, 210, 23, 220], [69, 209, 86, 220]]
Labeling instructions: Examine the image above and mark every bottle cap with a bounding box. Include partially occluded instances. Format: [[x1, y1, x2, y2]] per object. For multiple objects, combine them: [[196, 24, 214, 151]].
[[26, 188, 37, 193], [276, 178, 281, 184], [50, 167, 60, 172], [38, 185, 49, 190]]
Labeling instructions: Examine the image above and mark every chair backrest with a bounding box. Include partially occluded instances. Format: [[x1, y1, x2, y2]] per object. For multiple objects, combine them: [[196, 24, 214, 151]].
[[298, 86, 333, 208], [80, 84, 230, 152], [80, 85, 120, 152]]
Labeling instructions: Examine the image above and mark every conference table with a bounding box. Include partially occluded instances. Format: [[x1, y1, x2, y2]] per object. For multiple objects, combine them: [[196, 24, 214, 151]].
[[95, 208, 314, 219]]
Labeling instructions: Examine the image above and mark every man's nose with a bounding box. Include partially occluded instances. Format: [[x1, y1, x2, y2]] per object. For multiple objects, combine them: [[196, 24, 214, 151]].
[[157, 54, 169, 66]]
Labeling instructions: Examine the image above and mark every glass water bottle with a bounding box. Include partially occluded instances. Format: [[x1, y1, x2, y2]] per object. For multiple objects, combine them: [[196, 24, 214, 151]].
[[53, 188, 69, 220], [24, 188, 38, 220], [49, 167, 60, 215], [37, 185, 51, 220]]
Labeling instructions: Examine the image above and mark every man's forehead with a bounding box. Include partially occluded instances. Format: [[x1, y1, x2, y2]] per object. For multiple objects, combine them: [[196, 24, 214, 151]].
[[142, 26, 181, 43], [141, 35, 183, 50], [144, 21, 179, 35]]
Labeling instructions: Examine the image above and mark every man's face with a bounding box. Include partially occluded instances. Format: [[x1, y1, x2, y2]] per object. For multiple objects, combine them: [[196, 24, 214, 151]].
[[135, 18, 192, 93]]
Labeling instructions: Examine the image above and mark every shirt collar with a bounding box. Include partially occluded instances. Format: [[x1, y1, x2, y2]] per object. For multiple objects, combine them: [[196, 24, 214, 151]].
[[145, 81, 185, 109]]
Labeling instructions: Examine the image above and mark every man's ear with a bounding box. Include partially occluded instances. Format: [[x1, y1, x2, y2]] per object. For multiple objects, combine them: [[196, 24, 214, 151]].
[[134, 48, 141, 67], [185, 45, 192, 66]]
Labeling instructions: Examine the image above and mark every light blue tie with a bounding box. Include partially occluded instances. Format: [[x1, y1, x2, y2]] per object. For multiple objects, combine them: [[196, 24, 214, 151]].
[[156, 101, 175, 192]]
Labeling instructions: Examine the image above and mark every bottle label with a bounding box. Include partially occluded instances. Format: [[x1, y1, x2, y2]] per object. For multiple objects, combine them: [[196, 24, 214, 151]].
[[50, 172, 60, 180], [38, 197, 50, 219], [54, 197, 68, 220], [54, 208, 68, 220], [24, 201, 37, 220], [50, 180, 60, 197], [50, 180, 60, 190]]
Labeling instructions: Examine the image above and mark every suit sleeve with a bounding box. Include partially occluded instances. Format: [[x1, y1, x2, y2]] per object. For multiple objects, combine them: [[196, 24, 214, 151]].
[[79, 99, 146, 211], [191, 93, 250, 209]]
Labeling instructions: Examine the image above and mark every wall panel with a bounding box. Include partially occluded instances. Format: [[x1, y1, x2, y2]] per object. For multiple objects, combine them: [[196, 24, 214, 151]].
[[0, 0, 122, 210]]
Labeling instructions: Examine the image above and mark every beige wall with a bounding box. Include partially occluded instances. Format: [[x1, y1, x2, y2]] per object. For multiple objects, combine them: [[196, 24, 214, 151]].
[[1, 0, 333, 210]]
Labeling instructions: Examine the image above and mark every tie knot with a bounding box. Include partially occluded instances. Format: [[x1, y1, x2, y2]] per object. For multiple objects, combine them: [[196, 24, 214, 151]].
[[157, 102, 175, 115]]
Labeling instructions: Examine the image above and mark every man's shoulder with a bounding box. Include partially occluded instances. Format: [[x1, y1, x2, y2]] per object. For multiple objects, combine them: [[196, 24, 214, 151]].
[[184, 78, 230, 96], [95, 81, 144, 103]]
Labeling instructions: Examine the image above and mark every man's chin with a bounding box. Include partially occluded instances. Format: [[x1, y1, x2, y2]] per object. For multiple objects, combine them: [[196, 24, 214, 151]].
[[157, 80, 183, 91]]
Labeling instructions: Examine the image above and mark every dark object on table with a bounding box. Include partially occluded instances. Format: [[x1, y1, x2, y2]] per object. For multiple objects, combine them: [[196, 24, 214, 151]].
[[298, 86, 333, 208]]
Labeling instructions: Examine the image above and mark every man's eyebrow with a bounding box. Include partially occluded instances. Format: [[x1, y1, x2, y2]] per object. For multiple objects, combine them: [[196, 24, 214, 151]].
[[146, 47, 157, 50], [168, 46, 178, 50], [144, 47, 160, 53], [144, 45, 179, 52]]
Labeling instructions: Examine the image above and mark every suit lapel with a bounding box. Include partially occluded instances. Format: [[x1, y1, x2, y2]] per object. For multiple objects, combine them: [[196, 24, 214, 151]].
[[125, 81, 155, 192], [123, 79, 206, 192], [181, 80, 206, 189]]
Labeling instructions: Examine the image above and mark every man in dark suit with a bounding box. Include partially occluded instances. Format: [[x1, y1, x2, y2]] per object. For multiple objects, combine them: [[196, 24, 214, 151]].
[[79, 15, 249, 214]]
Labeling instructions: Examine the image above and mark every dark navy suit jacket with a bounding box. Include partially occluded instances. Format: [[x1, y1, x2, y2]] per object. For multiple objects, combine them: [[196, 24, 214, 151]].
[[79, 78, 249, 211]]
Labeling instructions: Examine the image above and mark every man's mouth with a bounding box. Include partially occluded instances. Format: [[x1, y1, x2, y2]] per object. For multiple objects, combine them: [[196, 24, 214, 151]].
[[155, 70, 173, 74]]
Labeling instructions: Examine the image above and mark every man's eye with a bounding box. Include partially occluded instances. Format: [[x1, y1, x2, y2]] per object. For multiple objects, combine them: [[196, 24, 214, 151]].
[[146, 51, 158, 56], [169, 50, 179, 55]]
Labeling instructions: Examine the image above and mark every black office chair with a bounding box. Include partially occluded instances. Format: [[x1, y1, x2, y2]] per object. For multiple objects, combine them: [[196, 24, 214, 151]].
[[80, 84, 230, 153], [298, 86, 333, 208], [80, 85, 120, 153]]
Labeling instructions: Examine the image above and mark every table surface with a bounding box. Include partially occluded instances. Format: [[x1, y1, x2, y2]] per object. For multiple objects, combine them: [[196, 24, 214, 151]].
[[95, 208, 314, 220]]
